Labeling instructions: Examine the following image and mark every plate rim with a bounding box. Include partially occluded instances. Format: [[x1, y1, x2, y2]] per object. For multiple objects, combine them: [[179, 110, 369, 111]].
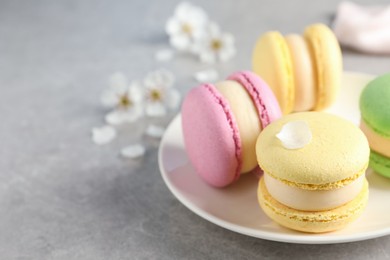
[[158, 71, 390, 244]]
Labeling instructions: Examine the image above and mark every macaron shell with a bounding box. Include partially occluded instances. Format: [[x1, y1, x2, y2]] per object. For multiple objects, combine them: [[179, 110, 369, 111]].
[[256, 112, 370, 186], [370, 151, 390, 178], [182, 84, 241, 187], [252, 31, 294, 114], [285, 34, 316, 112], [304, 24, 342, 110], [258, 177, 369, 233], [228, 71, 282, 128], [360, 73, 390, 138]]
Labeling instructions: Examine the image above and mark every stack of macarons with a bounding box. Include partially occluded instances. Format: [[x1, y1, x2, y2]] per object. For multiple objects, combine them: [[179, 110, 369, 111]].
[[182, 71, 282, 187], [252, 24, 342, 114], [360, 73, 390, 178], [256, 112, 369, 233]]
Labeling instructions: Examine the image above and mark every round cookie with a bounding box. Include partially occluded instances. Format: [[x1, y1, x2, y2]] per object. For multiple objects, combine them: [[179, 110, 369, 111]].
[[256, 112, 370, 233], [252, 31, 294, 114], [285, 34, 316, 112], [182, 71, 281, 187], [360, 73, 390, 178], [252, 24, 342, 114], [304, 24, 343, 110]]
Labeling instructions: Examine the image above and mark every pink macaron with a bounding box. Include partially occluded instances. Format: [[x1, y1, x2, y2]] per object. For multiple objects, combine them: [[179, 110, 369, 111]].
[[182, 71, 281, 187]]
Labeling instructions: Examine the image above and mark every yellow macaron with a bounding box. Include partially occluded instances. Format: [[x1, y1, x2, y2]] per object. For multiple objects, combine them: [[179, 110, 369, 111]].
[[252, 24, 342, 114], [252, 31, 294, 114], [304, 24, 343, 110], [256, 112, 369, 233]]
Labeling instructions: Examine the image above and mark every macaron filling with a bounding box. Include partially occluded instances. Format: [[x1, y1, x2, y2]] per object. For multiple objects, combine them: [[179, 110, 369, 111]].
[[215, 80, 261, 173], [285, 34, 316, 112], [228, 72, 273, 128], [258, 177, 369, 233], [360, 120, 390, 158], [264, 173, 365, 211]]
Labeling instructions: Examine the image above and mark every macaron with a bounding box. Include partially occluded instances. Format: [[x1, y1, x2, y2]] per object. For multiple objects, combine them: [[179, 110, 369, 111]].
[[182, 71, 282, 187], [252, 24, 342, 114], [360, 73, 390, 178], [256, 112, 369, 233]]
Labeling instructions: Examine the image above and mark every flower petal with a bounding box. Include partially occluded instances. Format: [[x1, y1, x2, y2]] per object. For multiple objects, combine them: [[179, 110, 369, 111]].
[[120, 107, 143, 123], [105, 110, 126, 125], [194, 69, 219, 82], [92, 125, 116, 145], [144, 69, 175, 89], [127, 83, 144, 103], [121, 144, 146, 159], [105, 109, 142, 125], [170, 34, 192, 51], [145, 102, 167, 117], [145, 124, 166, 138], [165, 17, 180, 35], [276, 121, 312, 149], [155, 49, 175, 62], [175, 2, 193, 19]]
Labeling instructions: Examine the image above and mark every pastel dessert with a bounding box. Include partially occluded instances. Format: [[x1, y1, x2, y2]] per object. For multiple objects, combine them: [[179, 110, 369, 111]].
[[252, 24, 342, 114], [256, 112, 369, 233], [360, 73, 390, 178], [182, 71, 282, 187]]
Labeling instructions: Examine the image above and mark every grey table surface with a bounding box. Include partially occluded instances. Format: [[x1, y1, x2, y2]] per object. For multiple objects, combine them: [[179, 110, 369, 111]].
[[1, 0, 390, 259]]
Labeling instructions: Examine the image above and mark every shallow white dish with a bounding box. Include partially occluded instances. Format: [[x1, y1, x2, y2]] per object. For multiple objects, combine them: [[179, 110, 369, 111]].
[[158, 72, 390, 244]]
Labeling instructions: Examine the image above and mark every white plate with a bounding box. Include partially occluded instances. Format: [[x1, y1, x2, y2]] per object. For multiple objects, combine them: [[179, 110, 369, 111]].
[[158, 72, 390, 244]]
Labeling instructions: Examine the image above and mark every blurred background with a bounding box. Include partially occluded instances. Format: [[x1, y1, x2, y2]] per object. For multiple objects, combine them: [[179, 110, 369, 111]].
[[0, 0, 389, 259]]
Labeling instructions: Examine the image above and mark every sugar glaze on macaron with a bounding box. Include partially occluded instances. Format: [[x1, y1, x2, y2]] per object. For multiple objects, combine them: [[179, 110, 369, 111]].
[[256, 112, 369, 233], [182, 71, 281, 187]]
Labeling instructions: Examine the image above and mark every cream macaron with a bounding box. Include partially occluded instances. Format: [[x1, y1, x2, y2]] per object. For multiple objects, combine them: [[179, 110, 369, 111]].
[[182, 71, 281, 187], [360, 73, 390, 178], [285, 34, 316, 112], [256, 112, 369, 233], [252, 24, 342, 114]]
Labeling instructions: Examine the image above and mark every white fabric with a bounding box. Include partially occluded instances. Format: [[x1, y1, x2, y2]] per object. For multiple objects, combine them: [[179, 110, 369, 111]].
[[333, 1, 390, 54]]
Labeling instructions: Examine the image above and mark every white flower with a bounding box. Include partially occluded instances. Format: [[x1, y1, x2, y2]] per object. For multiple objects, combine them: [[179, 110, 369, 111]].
[[165, 2, 208, 52], [101, 72, 143, 125], [92, 125, 117, 145], [143, 69, 180, 117], [193, 22, 236, 63]]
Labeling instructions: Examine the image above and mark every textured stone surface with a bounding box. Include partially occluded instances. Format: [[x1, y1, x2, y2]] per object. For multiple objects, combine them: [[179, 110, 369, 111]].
[[1, 0, 390, 259]]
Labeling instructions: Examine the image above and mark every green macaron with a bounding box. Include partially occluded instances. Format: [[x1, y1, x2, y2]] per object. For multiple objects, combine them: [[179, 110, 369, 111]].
[[360, 73, 390, 178], [370, 151, 390, 178]]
